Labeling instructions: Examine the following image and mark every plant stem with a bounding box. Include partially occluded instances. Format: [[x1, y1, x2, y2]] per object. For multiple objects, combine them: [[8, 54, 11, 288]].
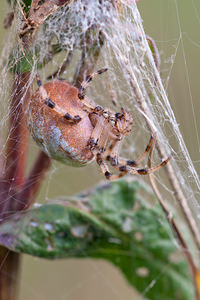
[[0, 247, 21, 300], [0, 73, 30, 219], [16, 151, 51, 211], [0, 72, 31, 300]]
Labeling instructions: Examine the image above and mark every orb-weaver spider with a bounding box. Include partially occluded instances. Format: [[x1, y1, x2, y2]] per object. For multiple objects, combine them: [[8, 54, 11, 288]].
[[26, 68, 171, 180]]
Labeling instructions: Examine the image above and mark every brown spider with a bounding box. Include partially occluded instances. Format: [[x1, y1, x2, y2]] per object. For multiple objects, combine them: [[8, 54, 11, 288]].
[[26, 68, 171, 180]]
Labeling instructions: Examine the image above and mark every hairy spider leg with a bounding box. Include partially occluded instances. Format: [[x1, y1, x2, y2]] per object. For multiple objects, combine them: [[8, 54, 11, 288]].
[[36, 74, 83, 124], [86, 115, 127, 180], [123, 155, 172, 175], [130, 133, 172, 175], [88, 116, 109, 150], [105, 135, 172, 176], [104, 135, 153, 167], [87, 116, 168, 180], [91, 119, 130, 180], [148, 132, 157, 169], [95, 147, 128, 180], [133, 135, 154, 165], [78, 68, 108, 100], [76, 69, 109, 117], [97, 152, 128, 180]]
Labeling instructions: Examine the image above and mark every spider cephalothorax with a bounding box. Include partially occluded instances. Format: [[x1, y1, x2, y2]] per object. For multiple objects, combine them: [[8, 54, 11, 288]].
[[26, 68, 171, 180]]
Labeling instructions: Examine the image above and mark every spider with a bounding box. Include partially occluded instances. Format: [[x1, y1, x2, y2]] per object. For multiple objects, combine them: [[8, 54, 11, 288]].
[[26, 68, 171, 180]]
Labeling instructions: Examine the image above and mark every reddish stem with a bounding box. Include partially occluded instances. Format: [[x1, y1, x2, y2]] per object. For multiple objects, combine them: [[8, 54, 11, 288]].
[[0, 72, 52, 300], [0, 247, 21, 300], [0, 73, 30, 219], [16, 151, 51, 211], [4, 73, 30, 186]]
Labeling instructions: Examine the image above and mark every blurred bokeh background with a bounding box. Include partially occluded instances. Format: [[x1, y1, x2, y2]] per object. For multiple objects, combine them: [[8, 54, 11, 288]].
[[1, 0, 200, 299]]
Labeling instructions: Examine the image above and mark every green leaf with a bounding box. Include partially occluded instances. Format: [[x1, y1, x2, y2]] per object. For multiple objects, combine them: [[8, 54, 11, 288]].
[[7, 0, 31, 13], [8, 44, 63, 73], [0, 179, 194, 300], [8, 49, 42, 73]]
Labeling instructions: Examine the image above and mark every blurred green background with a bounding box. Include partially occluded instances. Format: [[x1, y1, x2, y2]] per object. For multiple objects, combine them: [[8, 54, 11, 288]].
[[1, 0, 200, 299]]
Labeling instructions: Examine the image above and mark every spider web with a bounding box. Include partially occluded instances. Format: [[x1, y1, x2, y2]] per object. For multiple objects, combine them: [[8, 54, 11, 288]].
[[0, 0, 200, 299]]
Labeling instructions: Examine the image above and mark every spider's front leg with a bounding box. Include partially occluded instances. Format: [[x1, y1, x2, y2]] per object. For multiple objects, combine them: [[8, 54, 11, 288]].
[[88, 116, 129, 180], [77, 69, 108, 115], [78, 68, 108, 100]]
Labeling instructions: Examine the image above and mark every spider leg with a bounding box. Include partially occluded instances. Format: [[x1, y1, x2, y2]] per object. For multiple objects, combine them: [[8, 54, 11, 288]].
[[128, 131, 171, 175], [108, 153, 171, 175], [88, 116, 128, 180], [134, 135, 154, 165], [104, 139, 121, 166], [36, 74, 85, 124], [78, 68, 108, 100], [147, 132, 157, 168], [76, 69, 109, 117], [95, 152, 128, 180], [103, 135, 153, 168], [88, 116, 109, 150], [93, 140, 127, 180], [105, 135, 171, 175], [36, 73, 42, 87], [121, 155, 172, 175], [45, 98, 84, 124]]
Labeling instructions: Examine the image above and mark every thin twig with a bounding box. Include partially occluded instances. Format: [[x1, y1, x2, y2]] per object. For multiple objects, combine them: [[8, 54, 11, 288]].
[[148, 134, 200, 300], [149, 173, 200, 300]]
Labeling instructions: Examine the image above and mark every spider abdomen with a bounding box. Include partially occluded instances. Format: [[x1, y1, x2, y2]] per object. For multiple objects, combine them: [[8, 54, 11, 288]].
[[26, 80, 94, 167]]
